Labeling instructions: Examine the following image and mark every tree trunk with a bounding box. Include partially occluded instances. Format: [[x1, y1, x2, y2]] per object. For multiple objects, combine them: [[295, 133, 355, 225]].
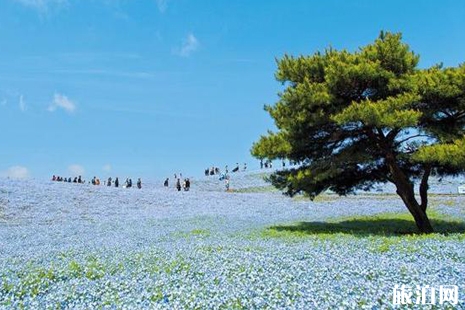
[[386, 154, 434, 233], [395, 184, 434, 234], [419, 165, 431, 213]]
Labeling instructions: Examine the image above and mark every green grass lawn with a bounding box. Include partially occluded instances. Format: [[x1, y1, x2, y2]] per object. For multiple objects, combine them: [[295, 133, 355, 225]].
[[262, 209, 465, 238]]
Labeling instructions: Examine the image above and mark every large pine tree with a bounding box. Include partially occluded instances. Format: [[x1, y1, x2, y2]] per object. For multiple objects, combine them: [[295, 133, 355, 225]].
[[252, 32, 465, 233]]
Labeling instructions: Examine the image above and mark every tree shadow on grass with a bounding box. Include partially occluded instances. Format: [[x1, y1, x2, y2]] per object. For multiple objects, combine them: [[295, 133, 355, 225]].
[[269, 218, 465, 237]]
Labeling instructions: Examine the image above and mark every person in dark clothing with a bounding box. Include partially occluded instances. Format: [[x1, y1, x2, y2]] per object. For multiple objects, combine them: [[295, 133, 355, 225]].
[[176, 178, 181, 191], [128, 178, 132, 188], [73, 177, 78, 183], [137, 178, 142, 189], [78, 175, 82, 183], [164, 178, 169, 187], [184, 178, 190, 191], [107, 177, 112, 186]]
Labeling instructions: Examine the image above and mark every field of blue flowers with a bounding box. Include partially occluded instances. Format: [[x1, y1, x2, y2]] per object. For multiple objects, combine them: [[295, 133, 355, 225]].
[[0, 171, 464, 309]]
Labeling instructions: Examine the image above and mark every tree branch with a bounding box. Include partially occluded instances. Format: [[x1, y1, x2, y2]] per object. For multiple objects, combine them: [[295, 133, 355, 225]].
[[386, 129, 400, 144], [395, 134, 432, 146], [455, 111, 465, 119], [419, 165, 432, 212]]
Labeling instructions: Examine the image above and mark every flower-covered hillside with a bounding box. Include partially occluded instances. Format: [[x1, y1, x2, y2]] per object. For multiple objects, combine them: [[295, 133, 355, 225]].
[[0, 171, 464, 308]]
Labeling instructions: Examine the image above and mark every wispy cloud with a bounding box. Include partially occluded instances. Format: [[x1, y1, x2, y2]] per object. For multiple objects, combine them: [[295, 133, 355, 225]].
[[13, 0, 67, 13], [155, 0, 169, 13], [102, 164, 112, 173], [0, 88, 20, 107], [173, 33, 200, 57], [48, 93, 76, 113], [19, 95, 27, 112], [1, 166, 30, 180], [68, 164, 85, 176]]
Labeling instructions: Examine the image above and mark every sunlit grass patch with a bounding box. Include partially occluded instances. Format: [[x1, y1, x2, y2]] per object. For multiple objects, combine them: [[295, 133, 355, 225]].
[[173, 228, 211, 239], [261, 209, 465, 239], [190, 229, 210, 236], [234, 186, 278, 193]]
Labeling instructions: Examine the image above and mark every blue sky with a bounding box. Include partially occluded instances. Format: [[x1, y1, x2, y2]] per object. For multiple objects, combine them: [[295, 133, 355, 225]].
[[1, 0, 464, 181]]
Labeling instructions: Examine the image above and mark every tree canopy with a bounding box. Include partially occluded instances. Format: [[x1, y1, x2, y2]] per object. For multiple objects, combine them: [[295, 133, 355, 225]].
[[251, 31, 465, 233]]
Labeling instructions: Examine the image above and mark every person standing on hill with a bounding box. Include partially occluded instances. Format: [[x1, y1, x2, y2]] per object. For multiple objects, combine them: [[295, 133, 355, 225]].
[[115, 177, 119, 188], [137, 178, 142, 189], [176, 178, 181, 191]]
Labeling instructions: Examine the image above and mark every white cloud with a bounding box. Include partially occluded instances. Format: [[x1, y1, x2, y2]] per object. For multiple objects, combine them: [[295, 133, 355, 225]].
[[13, 0, 67, 13], [174, 33, 200, 57], [155, 0, 168, 13], [48, 93, 76, 113], [1, 166, 30, 180], [19, 95, 27, 112], [68, 164, 85, 176], [102, 164, 112, 172]]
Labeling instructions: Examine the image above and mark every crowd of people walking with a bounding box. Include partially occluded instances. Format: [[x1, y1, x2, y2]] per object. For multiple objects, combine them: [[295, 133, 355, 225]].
[[51, 173, 192, 192], [51, 175, 142, 189], [203, 163, 247, 192], [204, 163, 247, 177], [163, 174, 191, 191], [52, 175, 84, 184], [51, 160, 277, 193]]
